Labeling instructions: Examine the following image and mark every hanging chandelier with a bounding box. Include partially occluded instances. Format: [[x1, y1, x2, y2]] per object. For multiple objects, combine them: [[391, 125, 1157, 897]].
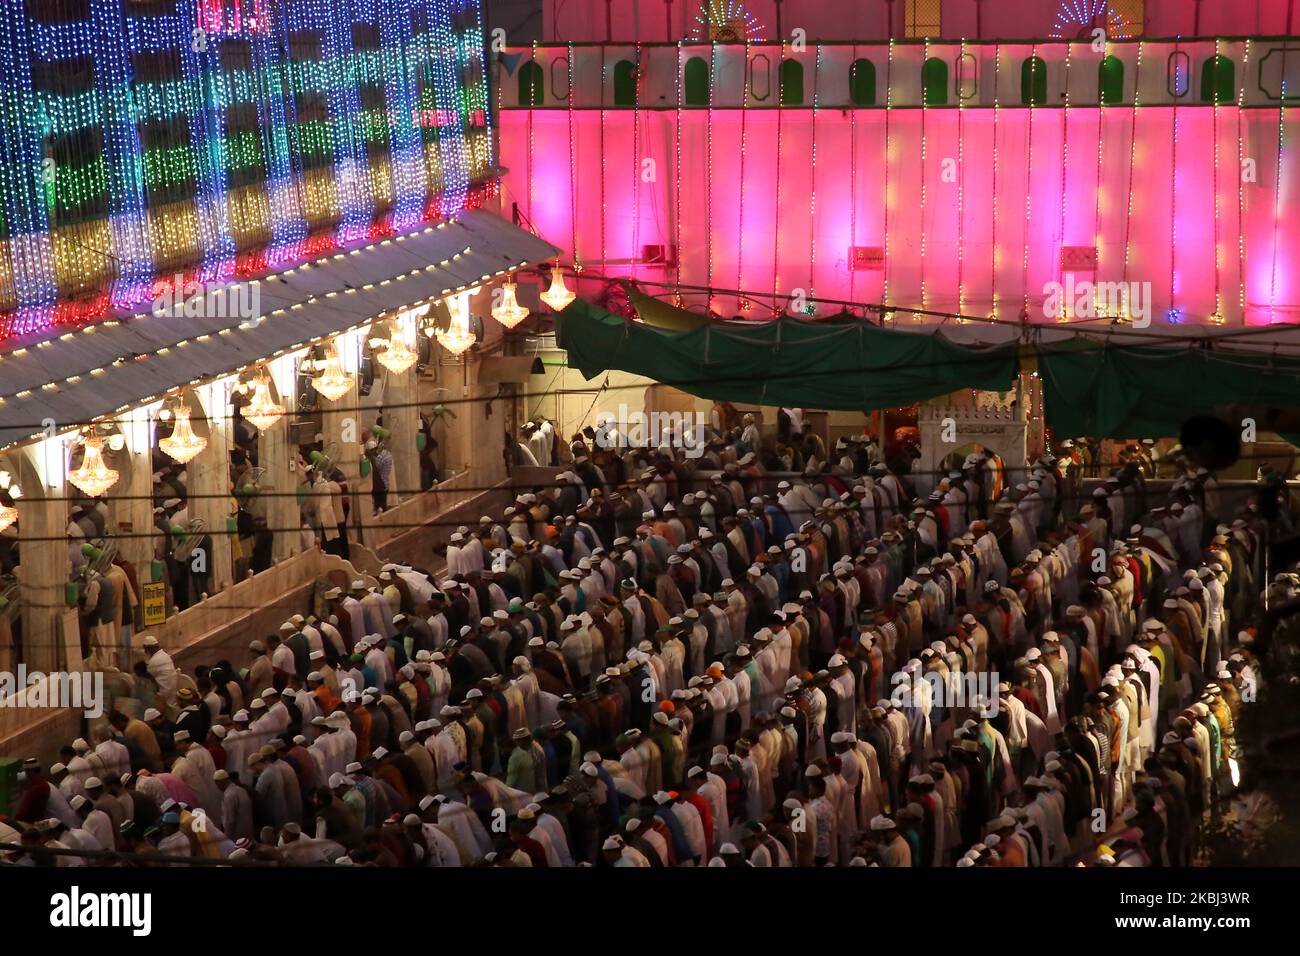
[[0, 503, 15, 533], [436, 290, 477, 356], [244, 375, 285, 432], [158, 399, 208, 464], [68, 435, 119, 498], [375, 324, 418, 375], [312, 343, 354, 401], [492, 281, 530, 329], [540, 264, 576, 312]]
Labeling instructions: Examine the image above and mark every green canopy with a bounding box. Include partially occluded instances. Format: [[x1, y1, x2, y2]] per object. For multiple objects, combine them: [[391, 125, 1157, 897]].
[[555, 300, 1021, 412], [1037, 337, 1300, 440]]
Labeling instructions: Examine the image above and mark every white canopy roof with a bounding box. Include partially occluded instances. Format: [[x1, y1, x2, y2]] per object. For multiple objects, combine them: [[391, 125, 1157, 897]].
[[0, 210, 559, 453]]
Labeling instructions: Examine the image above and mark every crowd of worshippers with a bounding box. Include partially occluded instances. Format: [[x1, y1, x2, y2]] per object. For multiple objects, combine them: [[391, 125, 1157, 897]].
[[4, 430, 1281, 868]]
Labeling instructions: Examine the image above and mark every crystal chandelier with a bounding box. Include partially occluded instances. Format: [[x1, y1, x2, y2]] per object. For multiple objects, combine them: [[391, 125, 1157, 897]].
[[375, 324, 418, 374], [540, 264, 576, 312], [312, 343, 354, 401], [436, 290, 477, 356], [158, 400, 207, 464], [492, 281, 530, 329], [0, 503, 15, 532], [244, 376, 285, 432], [68, 435, 120, 498]]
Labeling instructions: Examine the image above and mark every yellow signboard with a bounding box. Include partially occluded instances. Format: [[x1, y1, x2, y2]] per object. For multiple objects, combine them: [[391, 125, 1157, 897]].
[[142, 582, 167, 627]]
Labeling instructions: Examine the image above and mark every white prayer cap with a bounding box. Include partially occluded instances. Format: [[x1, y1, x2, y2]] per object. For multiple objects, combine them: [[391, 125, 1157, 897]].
[[719, 843, 741, 855], [804, 765, 823, 778], [827, 653, 847, 667], [329, 773, 349, 788], [345, 761, 363, 774], [72, 738, 90, 753], [710, 753, 728, 767], [602, 836, 623, 851], [580, 762, 599, 777], [143, 708, 161, 722], [956, 857, 975, 867], [869, 815, 896, 831]]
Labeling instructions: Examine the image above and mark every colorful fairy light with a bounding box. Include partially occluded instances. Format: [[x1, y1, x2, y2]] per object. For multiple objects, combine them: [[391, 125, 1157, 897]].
[[630, 42, 641, 283], [706, 44, 717, 312], [1270, 60, 1287, 322], [1236, 40, 1252, 322], [882, 38, 895, 312], [1048, 0, 1133, 40], [691, 0, 765, 41], [990, 43, 1001, 316], [773, 42, 786, 311], [847, 42, 859, 309], [0, 0, 491, 339], [1057, 40, 1072, 322], [737, 39, 751, 311], [919, 38, 931, 317], [1212, 38, 1223, 323], [599, 46, 608, 291], [567, 41, 581, 269], [1021, 42, 1038, 316], [1093, 35, 1107, 301], [1170, 37, 1182, 321], [956, 38, 967, 320], [807, 45, 821, 313], [1121, 40, 1145, 317]]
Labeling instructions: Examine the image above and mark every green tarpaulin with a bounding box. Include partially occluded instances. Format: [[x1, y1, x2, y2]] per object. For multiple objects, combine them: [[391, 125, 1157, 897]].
[[555, 300, 1022, 412], [556, 299, 1300, 440], [1037, 337, 1300, 442]]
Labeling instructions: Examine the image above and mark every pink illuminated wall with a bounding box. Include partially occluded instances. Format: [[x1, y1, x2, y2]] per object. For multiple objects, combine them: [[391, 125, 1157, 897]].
[[500, 42, 1300, 326], [544, 0, 1299, 43]]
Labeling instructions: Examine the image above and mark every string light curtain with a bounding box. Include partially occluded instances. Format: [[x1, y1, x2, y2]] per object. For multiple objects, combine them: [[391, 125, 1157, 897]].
[[0, 0, 493, 339]]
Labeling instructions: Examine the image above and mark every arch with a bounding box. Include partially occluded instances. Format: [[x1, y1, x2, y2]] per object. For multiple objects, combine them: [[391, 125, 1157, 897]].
[[1021, 56, 1047, 105], [518, 60, 543, 106], [1201, 54, 1234, 103], [613, 59, 637, 106], [922, 57, 948, 106], [780, 58, 803, 105], [684, 56, 709, 106], [1099, 55, 1124, 104], [850, 58, 876, 106]]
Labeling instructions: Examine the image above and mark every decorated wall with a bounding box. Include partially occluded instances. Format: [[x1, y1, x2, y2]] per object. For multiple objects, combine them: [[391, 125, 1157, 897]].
[[0, 0, 493, 338], [499, 39, 1300, 325], [542, 0, 1297, 44]]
